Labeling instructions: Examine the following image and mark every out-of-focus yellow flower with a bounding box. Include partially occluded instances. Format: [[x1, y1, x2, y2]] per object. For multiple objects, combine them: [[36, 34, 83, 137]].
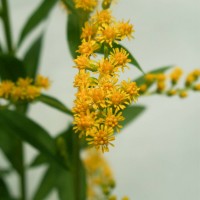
[[194, 83, 200, 91], [0, 80, 14, 99], [179, 90, 188, 98], [170, 67, 183, 84], [25, 85, 40, 100], [92, 9, 113, 25], [73, 0, 97, 11], [35, 75, 50, 89]]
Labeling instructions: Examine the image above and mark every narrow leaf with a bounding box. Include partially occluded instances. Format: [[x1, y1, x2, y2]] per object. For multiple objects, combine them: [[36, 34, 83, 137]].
[[67, 13, 81, 59], [134, 65, 173, 86], [36, 94, 73, 116], [0, 127, 23, 174], [17, 0, 57, 48], [121, 105, 146, 128], [0, 55, 26, 81], [0, 110, 67, 169], [33, 167, 56, 200], [56, 168, 74, 200], [23, 33, 44, 79]]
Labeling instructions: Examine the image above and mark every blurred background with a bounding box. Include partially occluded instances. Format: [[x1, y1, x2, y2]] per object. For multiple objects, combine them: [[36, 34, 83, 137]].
[[0, 0, 200, 199]]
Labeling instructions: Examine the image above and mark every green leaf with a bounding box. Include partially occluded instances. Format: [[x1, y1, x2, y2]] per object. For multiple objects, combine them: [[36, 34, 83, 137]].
[[23, 33, 44, 79], [30, 154, 48, 168], [0, 126, 23, 174], [0, 110, 67, 169], [17, 0, 57, 48], [0, 168, 11, 178], [36, 94, 73, 116], [0, 177, 13, 200], [67, 13, 81, 59], [33, 166, 56, 200], [121, 105, 146, 128], [56, 167, 74, 200], [134, 65, 173, 86], [0, 55, 26, 81]]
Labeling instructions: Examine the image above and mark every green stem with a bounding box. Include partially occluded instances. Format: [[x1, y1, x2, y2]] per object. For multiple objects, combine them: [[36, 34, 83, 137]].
[[1, 0, 13, 54], [73, 134, 81, 200], [19, 142, 26, 200], [16, 106, 27, 200]]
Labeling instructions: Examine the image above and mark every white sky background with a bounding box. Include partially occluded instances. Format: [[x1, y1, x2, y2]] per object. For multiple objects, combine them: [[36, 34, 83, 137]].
[[0, 0, 200, 199]]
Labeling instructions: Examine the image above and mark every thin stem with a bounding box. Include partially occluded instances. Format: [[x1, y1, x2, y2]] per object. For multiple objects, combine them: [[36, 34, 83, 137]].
[[19, 142, 26, 200], [16, 106, 27, 200], [73, 134, 81, 200], [1, 0, 13, 54]]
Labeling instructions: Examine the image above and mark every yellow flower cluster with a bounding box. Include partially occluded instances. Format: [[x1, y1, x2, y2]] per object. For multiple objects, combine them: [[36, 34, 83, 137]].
[[0, 75, 50, 102], [83, 149, 130, 199], [72, 7, 139, 152], [73, 0, 98, 11], [83, 149, 115, 199], [139, 67, 200, 98]]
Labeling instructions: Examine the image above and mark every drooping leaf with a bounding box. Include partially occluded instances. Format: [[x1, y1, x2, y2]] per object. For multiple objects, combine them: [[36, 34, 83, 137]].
[[0, 126, 23, 174], [67, 13, 81, 59], [121, 105, 146, 128], [17, 0, 57, 48], [23, 33, 44, 79], [0, 55, 26, 81], [134, 65, 173, 86], [36, 94, 73, 116], [0, 110, 67, 169], [32, 166, 56, 200]]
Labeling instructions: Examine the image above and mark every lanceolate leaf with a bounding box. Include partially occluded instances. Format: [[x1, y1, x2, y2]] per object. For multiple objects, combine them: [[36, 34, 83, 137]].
[[121, 105, 146, 128], [0, 55, 26, 81], [67, 13, 81, 59], [0, 126, 23, 174], [0, 110, 67, 169], [36, 94, 73, 116], [134, 65, 173, 86], [33, 166, 56, 200], [23, 33, 44, 79], [17, 0, 57, 48]]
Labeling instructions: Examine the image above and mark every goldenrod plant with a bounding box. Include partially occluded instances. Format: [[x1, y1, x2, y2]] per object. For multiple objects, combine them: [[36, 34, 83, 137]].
[[0, 0, 199, 200]]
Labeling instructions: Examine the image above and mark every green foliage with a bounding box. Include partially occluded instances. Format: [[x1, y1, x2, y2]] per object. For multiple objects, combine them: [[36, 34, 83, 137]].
[[67, 13, 82, 58], [36, 94, 73, 116], [23, 33, 44, 79], [0, 110, 68, 170], [0, 177, 14, 200], [17, 0, 57, 48], [0, 55, 26, 81], [121, 105, 146, 127]]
